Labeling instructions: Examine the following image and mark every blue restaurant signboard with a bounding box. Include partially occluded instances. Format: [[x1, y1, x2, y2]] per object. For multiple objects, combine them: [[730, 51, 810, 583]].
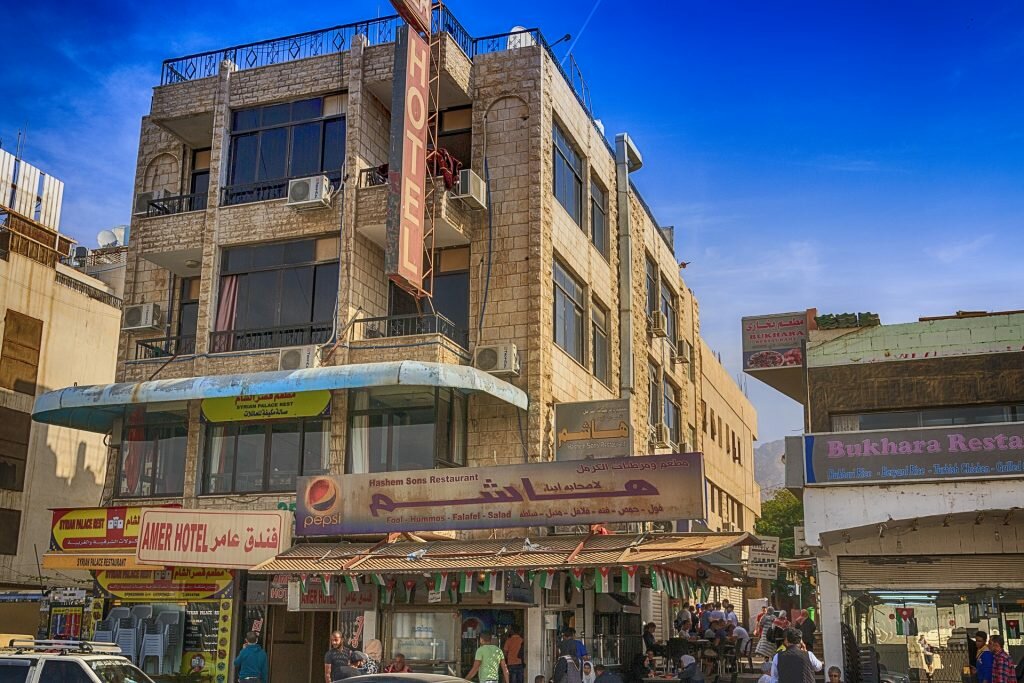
[[295, 453, 705, 535], [805, 421, 1024, 485]]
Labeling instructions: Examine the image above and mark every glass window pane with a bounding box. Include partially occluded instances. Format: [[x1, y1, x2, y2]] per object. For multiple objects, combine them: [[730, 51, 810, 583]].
[[251, 242, 286, 269], [269, 422, 301, 491], [204, 425, 235, 494], [391, 408, 435, 471], [303, 420, 328, 475], [283, 239, 316, 264], [451, 393, 466, 466], [436, 392, 451, 463], [291, 98, 323, 121], [857, 411, 920, 430], [232, 108, 259, 132], [323, 119, 346, 173], [431, 272, 469, 334], [178, 301, 199, 337], [154, 424, 187, 495], [235, 424, 266, 492], [222, 245, 252, 274], [261, 103, 290, 127], [349, 413, 388, 474], [278, 267, 315, 326], [290, 122, 322, 177], [236, 271, 279, 330], [119, 438, 155, 497], [313, 263, 340, 323], [256, 128, 288, 181], [229, 134, 258, 185]]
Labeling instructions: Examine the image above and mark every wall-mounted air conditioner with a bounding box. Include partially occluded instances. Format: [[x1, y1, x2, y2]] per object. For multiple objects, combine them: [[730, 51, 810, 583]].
[[133, 190, 166, 216], [650, 422, 670, 448], [673, 338, 690, 363], [649, 311, 668, 338], [278, 345, 321, 371], [474, 343, 520, 377], [453, 168, 487, 210], [286, 176, 332, 209], [651, 520, 676, 533], [122, 303, 162, 331]]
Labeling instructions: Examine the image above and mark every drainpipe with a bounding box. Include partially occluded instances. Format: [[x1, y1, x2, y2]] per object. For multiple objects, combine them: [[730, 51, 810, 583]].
[[615, 133, 643, 401]]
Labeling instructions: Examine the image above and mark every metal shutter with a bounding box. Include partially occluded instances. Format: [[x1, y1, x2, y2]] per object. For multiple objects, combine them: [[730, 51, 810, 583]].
[[839, 555, 1024, 589]]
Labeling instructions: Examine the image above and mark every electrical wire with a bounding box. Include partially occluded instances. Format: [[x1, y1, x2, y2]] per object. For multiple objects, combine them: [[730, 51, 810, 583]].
[[476, 155, 493, 344]]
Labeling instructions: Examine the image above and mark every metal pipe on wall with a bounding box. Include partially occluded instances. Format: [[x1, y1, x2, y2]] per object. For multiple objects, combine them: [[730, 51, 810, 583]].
[[615, 133, 643, 402]]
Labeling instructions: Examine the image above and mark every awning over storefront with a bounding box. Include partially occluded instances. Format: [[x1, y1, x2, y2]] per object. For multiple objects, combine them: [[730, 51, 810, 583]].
[[251, 532, 753, 584], [32, 360, 529, 433]]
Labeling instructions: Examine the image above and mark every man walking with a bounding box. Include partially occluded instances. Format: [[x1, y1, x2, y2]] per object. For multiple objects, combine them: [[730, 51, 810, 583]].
[[504, 625, 525, 683], [770, 628, 823, 683], [975, 631, 993, 683], [988, 635, 1014, 683], [325, 630, 354, 683], [798, 610, 816, 651], [234, 631, 268, 683], [466, 632, 510, 683]]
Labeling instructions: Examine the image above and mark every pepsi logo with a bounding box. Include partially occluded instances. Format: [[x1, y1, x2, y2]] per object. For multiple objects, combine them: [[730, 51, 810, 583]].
[[306, 477, 339, 513]]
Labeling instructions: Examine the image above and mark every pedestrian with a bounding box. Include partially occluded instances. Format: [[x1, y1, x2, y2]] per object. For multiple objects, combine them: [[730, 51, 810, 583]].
[[643, 622, 665, 657], [754, 612, 778, 660], [363, 640, 383, 674], [505, 625, 525, 683], [729, 623, 751, 654], [976, 631, 993, 683], [989, 636, 1014, 683], [234, 631, 268, 683], [324, 631, 355, 683], [582, 661, 596, 683], [384, 653, 412, 673], [724, 603, 739, 628], [798, 611, 816, 651], [827, 666, 842, 683], [675, 602, 693, 635], [593, 664, 623, 683], [754, 606, 772, 638], [466, 632, 510, 683], [770, 628, 823, 683]]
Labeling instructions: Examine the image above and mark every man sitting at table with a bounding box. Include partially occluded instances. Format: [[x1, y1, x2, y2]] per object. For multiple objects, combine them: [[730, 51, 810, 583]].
[[728, 623, 751, 653], [703, 619, 729, 647], [593, 665, 623, 683], [677, 655, 704, 682], [644, 623, 666, 657]]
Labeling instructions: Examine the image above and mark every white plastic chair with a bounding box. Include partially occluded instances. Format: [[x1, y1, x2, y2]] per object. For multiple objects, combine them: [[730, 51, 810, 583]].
[[92, 619, 114, 644], [139, 619, 165, 674], [115, 617, 137, 664]]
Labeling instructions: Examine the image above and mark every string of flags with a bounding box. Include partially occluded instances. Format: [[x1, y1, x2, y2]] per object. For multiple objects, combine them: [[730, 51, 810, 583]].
[[293, 565, 708, 602]]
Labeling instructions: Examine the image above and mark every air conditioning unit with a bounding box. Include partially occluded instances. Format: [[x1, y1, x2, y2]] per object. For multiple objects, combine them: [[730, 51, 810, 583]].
[[651, 520, 677, 534], [278, 345, 321, 371], [122, 303, 162, 331], [286, 176, 332, 209], [650, 422, 670, 448], [722, 521, 737, 532], [474, 343, 520, 376], [133, 189, 166, 216], [673, 338, 690, 363], [649, 311, 668, 338], [452, 168, 487, 210]]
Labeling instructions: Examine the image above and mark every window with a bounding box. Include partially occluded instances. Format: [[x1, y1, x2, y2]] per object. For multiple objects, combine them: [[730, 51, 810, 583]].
[[0, 407, 31, 491], [0, 310, 43, 395], [648, 363, 660, 427], [832, 404, 1024, 431], [39, 661, 92, 683], [687, 339, 696, 382], [701, 400, 708, 433], [118, 408, 188, 497], [663, 379, 681, 446], [591, 301, 610, 385], [645, 257, 658, 314], [189, 148, 210, 211], [660, 279, 677, 341], [688, 424, 697, 453], [553, 122, 583, 224], [0, 508, 20, 555], [202, 418, 328, 494], [439, 106, 472, 168], [347, 387, 467, 473], [718, 415, 724, 445], [726, 425, 731, 455], [590, 178, 608, 257], [553, 260, 585, 363], [226, 94, 347, 204], [710, 409, 717, 441], [733, 433, 742, 465], [214, 237, 339, 351], [388, 246, 470, 347]]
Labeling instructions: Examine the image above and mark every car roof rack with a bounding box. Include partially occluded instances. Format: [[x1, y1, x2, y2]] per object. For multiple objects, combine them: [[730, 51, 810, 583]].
[[3, 639, 123, 655]]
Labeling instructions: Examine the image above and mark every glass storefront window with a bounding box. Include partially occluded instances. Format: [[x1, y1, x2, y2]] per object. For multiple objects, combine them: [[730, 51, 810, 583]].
[[832, 404, 1023, 431], [118, 407, 188, 497], [391, 611, 455, 661]]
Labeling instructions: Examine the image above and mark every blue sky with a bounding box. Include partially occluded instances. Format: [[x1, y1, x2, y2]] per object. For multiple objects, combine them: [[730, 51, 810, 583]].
[[3, 1, 1023, 443]]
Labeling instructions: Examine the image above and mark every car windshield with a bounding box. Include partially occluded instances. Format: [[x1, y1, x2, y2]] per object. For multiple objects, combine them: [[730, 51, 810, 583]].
[[0, 660, 32, 683], [88, 660, 154, 683]]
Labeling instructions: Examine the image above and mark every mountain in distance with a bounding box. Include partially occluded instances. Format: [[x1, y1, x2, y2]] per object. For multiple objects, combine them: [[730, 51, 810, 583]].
[[754, 438, 786, 499]]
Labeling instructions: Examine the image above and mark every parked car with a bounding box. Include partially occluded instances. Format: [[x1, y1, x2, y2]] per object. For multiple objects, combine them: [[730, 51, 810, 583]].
[[878, 664, 910, 683], [0, 639, 154, 683]]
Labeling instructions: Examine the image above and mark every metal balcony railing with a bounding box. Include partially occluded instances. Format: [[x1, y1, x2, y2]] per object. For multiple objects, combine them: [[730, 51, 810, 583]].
[[221, 171, 342, 207], [209, 322, 333, 354], [146, 192, 208, 216], [354, 313, 468, 349], [358, 166, 388, 188], [135, 335, 197, 360], [54, 272, 123, 309]]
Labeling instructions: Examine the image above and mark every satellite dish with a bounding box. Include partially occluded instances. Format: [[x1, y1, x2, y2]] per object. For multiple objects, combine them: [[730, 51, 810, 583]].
[[507, 26, 536, 50], [111, 226, 127, 245], [97, 230, 118, 248]]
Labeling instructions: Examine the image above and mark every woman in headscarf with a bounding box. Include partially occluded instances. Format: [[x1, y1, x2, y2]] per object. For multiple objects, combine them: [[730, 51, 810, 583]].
[[363, 639, 383, 674], [581, 661, 596, 683]]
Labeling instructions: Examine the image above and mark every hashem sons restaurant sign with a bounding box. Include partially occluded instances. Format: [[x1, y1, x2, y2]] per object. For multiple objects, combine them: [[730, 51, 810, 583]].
[[296, 453, 705, 535], [805, 421, 1024, 485]]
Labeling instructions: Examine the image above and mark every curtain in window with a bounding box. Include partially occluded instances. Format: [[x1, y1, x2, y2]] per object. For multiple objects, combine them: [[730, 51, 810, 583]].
[[349, 391, 370, 474], [122, 406, 147, 495], [216, 275, 239, 332]]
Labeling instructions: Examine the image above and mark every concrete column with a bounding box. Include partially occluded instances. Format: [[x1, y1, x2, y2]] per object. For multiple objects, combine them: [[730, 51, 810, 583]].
[[818, 553, 843, 675], [527, 598, 544, 680]]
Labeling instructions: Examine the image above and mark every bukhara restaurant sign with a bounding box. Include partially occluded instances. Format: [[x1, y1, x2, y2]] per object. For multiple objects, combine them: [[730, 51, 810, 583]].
[[136, 509, 291, 569], [741, 311, 809, 370], [296, 453, 705, 535], [805, 421, 1024, 485], [201, 390, 330, 422]]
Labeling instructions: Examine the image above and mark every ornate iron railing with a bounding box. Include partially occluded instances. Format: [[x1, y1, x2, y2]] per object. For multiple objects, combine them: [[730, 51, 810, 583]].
[[358, 166, 388, 188], [354, 313, 467, 349], [135, 335, 197, 360], [209, 322, 333, 354], [221, 171, 342, 207], [146, 192, 208, 216]]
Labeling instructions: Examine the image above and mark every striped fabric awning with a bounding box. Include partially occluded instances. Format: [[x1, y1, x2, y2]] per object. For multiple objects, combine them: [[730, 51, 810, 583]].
[[250, 532, 753, 584]]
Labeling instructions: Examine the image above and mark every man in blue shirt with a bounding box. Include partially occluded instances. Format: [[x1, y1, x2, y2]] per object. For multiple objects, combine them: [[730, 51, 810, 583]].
[[235, 631, 269, 683], [975, 631, 993, 683]]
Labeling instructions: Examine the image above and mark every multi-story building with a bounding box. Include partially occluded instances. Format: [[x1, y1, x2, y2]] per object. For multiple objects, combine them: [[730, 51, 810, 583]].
[[34, 7, 759, 679], [0, 153, 123, 633], [749, 310, 1024, 680]]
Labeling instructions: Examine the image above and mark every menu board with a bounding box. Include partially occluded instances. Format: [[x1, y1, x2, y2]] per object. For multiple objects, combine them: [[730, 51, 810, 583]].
[[184, 602, 219, 652]]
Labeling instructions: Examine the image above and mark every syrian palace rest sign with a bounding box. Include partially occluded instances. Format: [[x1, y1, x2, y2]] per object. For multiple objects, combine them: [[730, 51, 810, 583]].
[[296, 453, 706, 535], [805, 421, 1024, 485]]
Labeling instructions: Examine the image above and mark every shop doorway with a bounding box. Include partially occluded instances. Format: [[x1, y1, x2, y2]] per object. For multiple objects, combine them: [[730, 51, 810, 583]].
[[266, 608, 333, 683], [459, 609, 525, 678]]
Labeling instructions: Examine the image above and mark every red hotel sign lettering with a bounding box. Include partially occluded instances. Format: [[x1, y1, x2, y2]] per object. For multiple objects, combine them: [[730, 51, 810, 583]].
[[389, 0, 431, 35], [385, 25, 430, 296]]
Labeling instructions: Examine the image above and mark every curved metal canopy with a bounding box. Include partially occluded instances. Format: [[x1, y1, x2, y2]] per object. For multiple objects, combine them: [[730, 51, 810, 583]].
[[33, 360, 528, 433]]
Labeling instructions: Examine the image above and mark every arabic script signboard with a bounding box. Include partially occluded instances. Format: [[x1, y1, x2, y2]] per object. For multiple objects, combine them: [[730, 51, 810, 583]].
[[747, 536, 779, 580], [136, 509, 291, 569], [805, 421, 1024, 486], [50, 506, 146, 551], [555, 399, 631, 461], [296, 453, 706, 535], [94, 568, 234, 601], [201, 391, 330, 422], [742, 312, 809, 370]]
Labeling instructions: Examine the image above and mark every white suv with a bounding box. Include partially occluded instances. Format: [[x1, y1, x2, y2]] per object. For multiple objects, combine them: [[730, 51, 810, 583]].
[[0, 640, 154, 683]]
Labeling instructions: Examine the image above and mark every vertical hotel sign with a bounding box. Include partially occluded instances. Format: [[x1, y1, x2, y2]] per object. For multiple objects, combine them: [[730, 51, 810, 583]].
[[385, 0, 431, 295]]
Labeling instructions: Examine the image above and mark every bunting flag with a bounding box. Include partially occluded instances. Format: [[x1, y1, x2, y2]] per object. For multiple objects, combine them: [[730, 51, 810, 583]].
[[342, 575, 359, 593], [432, 572, 448, 592], [321, 575, 334, 596], [684, 577, 695, 600], [594, 567, 612, 593], [298, 573, 310, 595], [570, 568, 584, 590], [371, 574, 387, 587], [478, 572, 496, 593], [621, 565, 639, 593], [649, 567, 662, 592], [699, 582, 710, 603], [534, 570, 556, 590], [515, 570, 527, 585], [448, 584, 460, 604], [383, 579, 396, 604], [403, 579, 417, 603], [459, 572, 475, 594], [665, 571, 678, 598]]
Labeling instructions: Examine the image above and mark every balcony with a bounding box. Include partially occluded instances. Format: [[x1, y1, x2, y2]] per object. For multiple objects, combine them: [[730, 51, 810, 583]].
[[350, 313, 470, 366], [146, 192, 208, 216], [355, 312, 467, 349], [135, 335, 197, 360], [209, 322, 333, 354], [355, 168, 474, 248], [220, 171, 342, 208]]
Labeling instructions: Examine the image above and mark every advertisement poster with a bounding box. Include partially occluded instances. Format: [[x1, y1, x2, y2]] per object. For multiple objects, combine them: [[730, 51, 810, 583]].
[[181, 598, 233, 683], [747, 536, 780, 580], [296, 452, 705, 535], [201, 390, 330, 423], [48, 604, 83, 638], [50, 506, 145, 551], [554, 399, 632, 461], [94, 567, 233, 601], [741, 312, 808, 370], [136, 508, 291, 569]]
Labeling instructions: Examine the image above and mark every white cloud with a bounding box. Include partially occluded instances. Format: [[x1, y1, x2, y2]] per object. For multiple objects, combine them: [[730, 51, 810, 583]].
[[925, 233, 994, 264]]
